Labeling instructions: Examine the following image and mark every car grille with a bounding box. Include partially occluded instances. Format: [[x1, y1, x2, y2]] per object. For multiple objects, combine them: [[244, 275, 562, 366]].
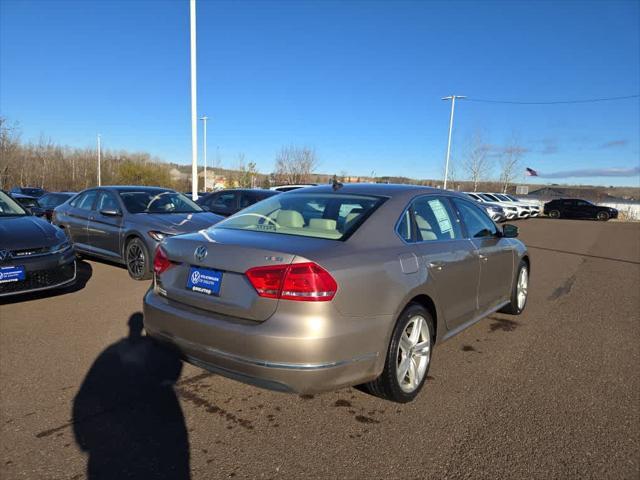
[[0, 263, 75, 295]]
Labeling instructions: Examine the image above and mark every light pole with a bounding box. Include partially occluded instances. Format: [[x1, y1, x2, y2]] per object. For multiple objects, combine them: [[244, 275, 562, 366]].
[[190, 0, 198, 200], [97, 134, 101, 186], [200, 115, 208, 191], [441, 95, 466, 190]]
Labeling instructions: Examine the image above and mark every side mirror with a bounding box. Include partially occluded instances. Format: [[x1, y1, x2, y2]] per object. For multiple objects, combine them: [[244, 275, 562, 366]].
[[502, 224, 518, 238], [100, 209, 122, 217]]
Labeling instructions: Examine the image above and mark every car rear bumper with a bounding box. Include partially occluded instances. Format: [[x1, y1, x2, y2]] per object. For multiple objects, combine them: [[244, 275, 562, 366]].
[[0, 249, 76, 297], [143, 289, 389, 393]]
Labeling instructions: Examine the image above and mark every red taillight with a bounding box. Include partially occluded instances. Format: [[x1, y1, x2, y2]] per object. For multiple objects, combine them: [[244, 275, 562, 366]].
[[153, 246, 173, 275], [245, 262, 337, 302]]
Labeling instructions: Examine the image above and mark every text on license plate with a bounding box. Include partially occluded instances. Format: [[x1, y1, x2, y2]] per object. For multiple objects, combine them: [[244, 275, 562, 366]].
[[186, 267, 222, 296], [0, 265, 26, 284]]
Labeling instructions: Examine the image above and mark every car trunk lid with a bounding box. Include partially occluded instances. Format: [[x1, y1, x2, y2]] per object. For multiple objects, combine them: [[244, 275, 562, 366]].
[[157, 228, 335, 321]]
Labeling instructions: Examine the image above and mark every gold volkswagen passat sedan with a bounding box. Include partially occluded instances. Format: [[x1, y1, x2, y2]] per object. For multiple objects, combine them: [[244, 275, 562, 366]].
[[144, 184, 529, 403]]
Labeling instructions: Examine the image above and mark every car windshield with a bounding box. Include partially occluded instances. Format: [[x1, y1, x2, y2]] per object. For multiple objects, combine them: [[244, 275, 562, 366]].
[[479, 193, 499, 202], [119, 190, 203, 214], [214, 193, 385, 240], [0, 192, 28, 216]]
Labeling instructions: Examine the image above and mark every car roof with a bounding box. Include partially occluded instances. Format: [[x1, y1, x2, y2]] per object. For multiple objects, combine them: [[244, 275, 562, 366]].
[[100, 186, 176, 192], [285, 182, 461, 198], [208, 188, 277, 194]]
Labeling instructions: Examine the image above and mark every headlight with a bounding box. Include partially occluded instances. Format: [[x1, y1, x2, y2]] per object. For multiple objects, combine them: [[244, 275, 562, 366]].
[[148, 231, 174, 242], [50, 241, 71, 254]]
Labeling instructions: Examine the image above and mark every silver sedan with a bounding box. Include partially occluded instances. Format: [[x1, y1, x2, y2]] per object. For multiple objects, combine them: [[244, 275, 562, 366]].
[[144, 184, 529, 403]]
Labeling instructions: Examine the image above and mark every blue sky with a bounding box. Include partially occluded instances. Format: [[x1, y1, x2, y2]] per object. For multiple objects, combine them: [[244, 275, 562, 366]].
[[1, 0, 639, 186]]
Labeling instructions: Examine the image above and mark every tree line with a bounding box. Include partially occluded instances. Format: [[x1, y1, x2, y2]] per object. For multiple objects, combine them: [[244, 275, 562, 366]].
[[1, 116, 525, 194]]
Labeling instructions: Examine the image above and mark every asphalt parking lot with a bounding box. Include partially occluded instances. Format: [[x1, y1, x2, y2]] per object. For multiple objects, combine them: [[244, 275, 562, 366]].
[[1, 218, 638, 480]]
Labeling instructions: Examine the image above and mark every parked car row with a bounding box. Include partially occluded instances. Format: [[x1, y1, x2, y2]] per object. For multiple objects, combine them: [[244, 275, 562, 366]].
[[463, 192, 541, 221]]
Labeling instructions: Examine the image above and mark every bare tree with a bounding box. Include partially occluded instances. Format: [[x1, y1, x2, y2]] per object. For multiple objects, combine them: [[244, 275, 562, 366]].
[[273, 146, 318, 185], [463, 131, 491, 192], [499, 137, 527, 193]]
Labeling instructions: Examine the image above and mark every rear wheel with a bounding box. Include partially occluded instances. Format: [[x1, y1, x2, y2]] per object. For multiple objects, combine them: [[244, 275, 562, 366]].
[[549, 209, 560, 219], [500, 260, 528, 315], [365, 303, 434, 403], [125, 238, 152, 281], [596, 211, 609, 221]]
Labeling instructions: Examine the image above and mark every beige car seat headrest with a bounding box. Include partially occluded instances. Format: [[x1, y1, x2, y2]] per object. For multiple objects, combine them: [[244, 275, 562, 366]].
[[277, 210, 305, 228], [309, 218, 337, 230]]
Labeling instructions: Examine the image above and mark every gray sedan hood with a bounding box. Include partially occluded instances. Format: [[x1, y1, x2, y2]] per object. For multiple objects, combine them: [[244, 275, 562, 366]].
[[0, 216, 64, 250], [133, 212, 223, 234]]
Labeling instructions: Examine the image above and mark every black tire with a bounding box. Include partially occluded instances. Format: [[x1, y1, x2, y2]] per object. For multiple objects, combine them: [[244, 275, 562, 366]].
[[499, 260, 529, 315], [548, 209, 560, 219], [596, 211, 609, 221], [125, 238, 152, 281], [364, 303, 435, 403]]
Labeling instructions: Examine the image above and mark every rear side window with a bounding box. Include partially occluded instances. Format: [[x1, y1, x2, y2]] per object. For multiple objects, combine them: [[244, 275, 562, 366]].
[[216, 193, 385, 240], [396, 196, 460, 243], [452, 198, 498, 238], [75, 191, 98, 210]]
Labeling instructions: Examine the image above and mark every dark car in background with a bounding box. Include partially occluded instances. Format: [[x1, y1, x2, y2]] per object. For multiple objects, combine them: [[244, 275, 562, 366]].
[[0, 191, 76, 298], [196, 189, 280, 217], [543, 198, 618, 221], [31, 192, 76, 221], [9, 193, 40, 212], [9, 186, 47, 198], [53, 186, 224, 280]]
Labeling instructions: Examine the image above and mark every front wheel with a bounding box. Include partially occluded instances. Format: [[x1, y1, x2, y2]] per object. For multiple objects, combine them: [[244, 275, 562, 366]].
[[500, 260, 529, 315], [548, 209, 560, 219], [596, 211, 609, 221], [125, 238, 152, 281], [364, 303, 434, 403]]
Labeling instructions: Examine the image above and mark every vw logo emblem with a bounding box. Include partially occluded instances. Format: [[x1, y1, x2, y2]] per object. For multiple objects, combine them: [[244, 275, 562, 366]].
[[194, 245, 208, 263], [191, 271, 201, 284], [0, 250, 10, 262]]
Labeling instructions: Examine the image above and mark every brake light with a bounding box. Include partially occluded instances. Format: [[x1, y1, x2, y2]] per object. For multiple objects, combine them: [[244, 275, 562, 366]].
[[245, 262, 337, 301], [153, 246, 174, 275]]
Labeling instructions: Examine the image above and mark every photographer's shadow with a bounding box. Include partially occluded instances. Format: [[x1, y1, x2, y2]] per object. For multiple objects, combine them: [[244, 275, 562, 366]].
[[73, 313, 190, 480]]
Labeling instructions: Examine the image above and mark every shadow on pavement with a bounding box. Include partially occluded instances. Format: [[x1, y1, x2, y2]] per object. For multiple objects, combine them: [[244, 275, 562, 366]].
[[72, 313, 190, 480], [0, 260, 93, 305]]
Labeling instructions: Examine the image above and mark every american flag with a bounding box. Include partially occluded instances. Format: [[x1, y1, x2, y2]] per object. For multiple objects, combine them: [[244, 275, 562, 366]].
[[525, 167, 538, 177]]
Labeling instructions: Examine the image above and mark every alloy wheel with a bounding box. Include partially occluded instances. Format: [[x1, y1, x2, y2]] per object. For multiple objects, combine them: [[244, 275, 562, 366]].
[[127, 243, 146, 278], [517, 267, 528, 310], [396, 315, 431, 393]]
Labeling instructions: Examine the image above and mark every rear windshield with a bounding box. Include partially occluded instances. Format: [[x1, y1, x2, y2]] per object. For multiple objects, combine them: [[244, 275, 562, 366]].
[[215, 193, 385, 240]]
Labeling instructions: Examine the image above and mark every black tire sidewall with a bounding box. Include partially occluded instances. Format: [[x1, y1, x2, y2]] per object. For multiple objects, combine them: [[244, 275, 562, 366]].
[[597, 212, 609, 221], [126, 238, 151, 280], [382, 303, 435, 403], [550, 210, 560, 219]]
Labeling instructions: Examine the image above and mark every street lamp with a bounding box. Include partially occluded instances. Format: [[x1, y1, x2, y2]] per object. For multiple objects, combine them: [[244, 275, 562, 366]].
[[97, 134, 101, 187], [190, 0, 198, 200], [200, 115, 208, 191], [441, 95, 466, 190]]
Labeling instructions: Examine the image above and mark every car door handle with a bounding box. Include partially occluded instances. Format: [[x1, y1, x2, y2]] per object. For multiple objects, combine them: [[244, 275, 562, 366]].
[[478, 253, 488, 261], [428, 261, 445, 271], [89, 216, 95, 221]]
